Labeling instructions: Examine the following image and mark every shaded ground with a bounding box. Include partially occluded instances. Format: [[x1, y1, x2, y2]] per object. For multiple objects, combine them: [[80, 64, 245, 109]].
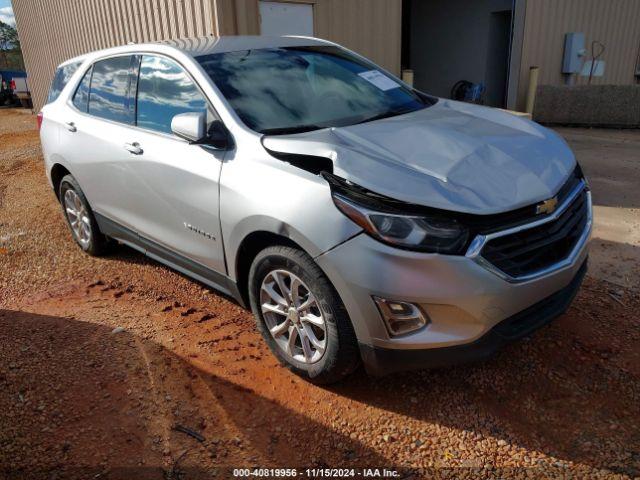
[[1, 109, 639, 479]]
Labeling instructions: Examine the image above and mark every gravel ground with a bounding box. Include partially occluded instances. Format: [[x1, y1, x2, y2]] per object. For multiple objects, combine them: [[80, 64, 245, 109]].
[[1, 108, 639, 479]]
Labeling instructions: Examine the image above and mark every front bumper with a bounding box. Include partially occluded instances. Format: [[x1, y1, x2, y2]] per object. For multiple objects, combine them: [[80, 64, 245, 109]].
[[359, 259, 587, 376], [315, 203, 591, 375]]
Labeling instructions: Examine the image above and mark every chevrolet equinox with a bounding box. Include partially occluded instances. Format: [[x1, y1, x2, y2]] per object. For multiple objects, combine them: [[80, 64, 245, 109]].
[[39, 36, 592, 384]]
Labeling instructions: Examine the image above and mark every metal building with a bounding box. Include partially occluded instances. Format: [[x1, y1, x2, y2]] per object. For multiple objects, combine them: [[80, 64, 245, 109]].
[[12, 0, 401, 110], [517, 0, 640, 107], [405, 0, 640, 110], [12, 0, 640, 112]]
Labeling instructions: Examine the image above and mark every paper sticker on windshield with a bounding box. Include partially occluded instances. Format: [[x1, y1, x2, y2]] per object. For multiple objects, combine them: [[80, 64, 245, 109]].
[[358, 70, 401, 91]]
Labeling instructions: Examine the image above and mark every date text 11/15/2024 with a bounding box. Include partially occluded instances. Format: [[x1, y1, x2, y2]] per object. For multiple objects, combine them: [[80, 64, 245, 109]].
[[232, 468, 400, 478]]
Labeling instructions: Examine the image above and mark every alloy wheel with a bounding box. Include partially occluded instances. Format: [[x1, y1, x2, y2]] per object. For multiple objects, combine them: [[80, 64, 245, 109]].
[[260, 269, 327, 364], [64, 189, 91, 248]]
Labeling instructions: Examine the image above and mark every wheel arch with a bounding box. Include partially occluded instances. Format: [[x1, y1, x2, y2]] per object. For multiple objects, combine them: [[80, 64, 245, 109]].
[[227, 211, 358, 309], [50, 163, 72, 200], [234, 230, 304, 308]]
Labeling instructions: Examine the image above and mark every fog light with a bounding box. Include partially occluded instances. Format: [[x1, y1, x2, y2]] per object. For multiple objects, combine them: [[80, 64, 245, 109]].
[[373, 297, 429, 336]]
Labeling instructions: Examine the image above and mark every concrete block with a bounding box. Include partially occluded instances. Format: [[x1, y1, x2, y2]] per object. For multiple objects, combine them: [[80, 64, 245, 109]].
[[533, 85, 640, 127]]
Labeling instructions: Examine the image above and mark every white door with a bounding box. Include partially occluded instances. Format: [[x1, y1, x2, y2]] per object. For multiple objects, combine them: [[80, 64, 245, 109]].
[[259, 1, 314, 36]]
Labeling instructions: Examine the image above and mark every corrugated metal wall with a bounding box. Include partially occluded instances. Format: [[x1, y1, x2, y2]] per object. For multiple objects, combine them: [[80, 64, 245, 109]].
[[13, 0, 219, 110], [217, 0, 402, 75], [518, 0, 640, 110], [15, 0, 640, 114], [316, 0, 402, 76], [15, 0, 401, 111]]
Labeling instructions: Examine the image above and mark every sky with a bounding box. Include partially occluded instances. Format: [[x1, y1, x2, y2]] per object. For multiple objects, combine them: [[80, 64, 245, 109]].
[[0, 0, 15, 26]]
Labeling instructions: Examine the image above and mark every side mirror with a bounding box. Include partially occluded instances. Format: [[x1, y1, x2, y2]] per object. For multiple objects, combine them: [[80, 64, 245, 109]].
[[171, 113, 231, 150], [205, 120, 232, 150], [171, 112, 206, 142]]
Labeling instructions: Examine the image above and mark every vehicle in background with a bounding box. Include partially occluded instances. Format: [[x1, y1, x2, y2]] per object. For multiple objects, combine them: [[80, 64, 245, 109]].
[[0, 70, 32, 108], [37, 36, 591, 384], [12, 77, 32, 108]]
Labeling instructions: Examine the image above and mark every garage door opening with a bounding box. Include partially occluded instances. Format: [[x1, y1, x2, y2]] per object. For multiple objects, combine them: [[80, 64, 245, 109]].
[[259, 1, 314, 37], [404, 0, 522, 109]]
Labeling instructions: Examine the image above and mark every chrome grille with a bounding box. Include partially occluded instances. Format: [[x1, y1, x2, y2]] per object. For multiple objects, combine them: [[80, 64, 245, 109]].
[[467, 180, 591, 282]]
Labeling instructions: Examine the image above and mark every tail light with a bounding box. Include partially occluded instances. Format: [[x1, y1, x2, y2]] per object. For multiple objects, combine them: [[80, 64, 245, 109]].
[[37, 111, 44, 131], [10, 79, 16, 90]]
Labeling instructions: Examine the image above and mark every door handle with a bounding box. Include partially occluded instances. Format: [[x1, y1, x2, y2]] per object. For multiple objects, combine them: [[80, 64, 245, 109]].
[[124, 142, 143, 155], [65, 121, 77, 132]]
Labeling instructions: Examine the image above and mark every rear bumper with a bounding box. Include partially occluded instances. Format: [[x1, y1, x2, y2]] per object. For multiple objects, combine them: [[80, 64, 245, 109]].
[[359, 259, 587, 376]]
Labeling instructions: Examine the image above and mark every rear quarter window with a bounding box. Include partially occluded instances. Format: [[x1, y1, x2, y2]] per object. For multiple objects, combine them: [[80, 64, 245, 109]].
[[72, 66, 92, 112], [47, 62, 81, 104]]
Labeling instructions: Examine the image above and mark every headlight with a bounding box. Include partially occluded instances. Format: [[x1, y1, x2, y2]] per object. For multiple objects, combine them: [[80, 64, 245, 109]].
[[333, 193, 470, 254]]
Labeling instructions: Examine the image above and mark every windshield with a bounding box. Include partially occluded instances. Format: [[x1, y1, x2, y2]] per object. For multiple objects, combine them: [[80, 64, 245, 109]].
[[196, 46, 428, 134]]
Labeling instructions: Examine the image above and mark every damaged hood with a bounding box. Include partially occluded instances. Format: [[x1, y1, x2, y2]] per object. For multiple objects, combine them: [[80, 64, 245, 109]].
[[262, 99, 576, 215]]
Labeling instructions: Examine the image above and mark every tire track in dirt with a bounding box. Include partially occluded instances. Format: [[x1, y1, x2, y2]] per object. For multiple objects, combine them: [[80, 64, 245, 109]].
[[132, 337, 175, 466]]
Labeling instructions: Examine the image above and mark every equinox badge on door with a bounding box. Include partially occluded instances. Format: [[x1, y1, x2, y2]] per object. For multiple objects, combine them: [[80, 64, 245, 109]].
[[184, 222, 216, 241]]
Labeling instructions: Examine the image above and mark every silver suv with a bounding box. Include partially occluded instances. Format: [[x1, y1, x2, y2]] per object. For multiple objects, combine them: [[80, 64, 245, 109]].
[[39, 36, 591, 383]]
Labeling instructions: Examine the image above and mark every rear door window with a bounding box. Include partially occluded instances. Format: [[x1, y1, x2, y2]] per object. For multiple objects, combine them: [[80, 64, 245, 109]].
[[87, 56, 135, 124], [72, 66, 92, 112], [47, 61, 81, 104], [135, 55, 210, 134]]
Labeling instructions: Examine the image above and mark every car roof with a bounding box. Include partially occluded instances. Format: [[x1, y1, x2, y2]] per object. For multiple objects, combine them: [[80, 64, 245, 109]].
[[160, 35, 333, 57], [57, 35, 335, 69]]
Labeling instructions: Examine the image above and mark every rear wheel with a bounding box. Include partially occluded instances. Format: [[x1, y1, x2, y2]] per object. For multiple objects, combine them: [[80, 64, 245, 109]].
[[248, 246, 360, 384], [59, 174, 110, 256]]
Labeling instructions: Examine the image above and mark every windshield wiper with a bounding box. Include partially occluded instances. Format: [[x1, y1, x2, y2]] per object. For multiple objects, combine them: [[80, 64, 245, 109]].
[[261, 107, 419, 135], [260, 125, 324, 135], [355, 108, 417, 126]]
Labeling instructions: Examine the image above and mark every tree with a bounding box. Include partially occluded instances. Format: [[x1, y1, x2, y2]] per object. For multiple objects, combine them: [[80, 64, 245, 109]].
[[0, 20, 24, 70]]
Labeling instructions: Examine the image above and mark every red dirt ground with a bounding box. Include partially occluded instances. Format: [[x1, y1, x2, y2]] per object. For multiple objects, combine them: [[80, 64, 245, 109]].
[[1, 108, 639, 479]]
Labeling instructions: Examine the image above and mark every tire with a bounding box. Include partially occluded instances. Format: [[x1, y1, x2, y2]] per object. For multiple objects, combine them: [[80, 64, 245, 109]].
[[248, 245, 360, 384], [58, 174, 110, 256]]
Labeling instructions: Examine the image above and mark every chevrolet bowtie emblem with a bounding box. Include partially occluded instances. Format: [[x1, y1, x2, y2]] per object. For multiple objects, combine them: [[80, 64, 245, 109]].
[[536, 197, 559, 215]]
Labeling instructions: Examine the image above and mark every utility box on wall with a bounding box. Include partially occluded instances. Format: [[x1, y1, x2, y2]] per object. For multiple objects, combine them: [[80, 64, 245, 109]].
[[562, 32, 585, 74]]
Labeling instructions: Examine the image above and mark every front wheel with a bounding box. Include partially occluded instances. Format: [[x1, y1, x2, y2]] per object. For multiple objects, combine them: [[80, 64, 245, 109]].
[[248, 246, 360, 384]]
